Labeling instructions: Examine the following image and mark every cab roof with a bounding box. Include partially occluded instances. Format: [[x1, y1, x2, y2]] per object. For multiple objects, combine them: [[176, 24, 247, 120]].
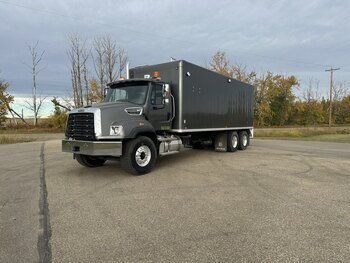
[[107, 78, 162, 87]]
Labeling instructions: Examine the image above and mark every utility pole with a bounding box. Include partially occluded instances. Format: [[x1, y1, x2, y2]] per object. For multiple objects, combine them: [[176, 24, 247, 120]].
[[325, 67, 340, 127]]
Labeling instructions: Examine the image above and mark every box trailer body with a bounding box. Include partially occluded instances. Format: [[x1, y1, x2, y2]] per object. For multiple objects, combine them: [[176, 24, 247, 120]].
[[130, 60, 253, 132], [62, 60, 254, 174]]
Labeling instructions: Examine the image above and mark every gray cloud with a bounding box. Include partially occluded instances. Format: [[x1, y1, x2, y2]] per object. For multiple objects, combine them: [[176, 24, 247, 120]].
[[0, 0, 349, 97]]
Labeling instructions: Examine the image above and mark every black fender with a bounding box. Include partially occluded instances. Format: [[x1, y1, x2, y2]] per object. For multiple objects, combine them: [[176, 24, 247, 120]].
[[117, 119, 157, 142]]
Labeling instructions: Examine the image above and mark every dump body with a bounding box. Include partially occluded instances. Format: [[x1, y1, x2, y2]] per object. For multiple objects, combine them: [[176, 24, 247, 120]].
[[130, 60, 254, 132]]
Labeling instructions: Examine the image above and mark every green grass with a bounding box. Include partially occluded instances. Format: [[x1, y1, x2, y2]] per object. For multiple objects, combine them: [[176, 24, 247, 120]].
[[255, 126, 350, 143], [0, 136, 37, 144]]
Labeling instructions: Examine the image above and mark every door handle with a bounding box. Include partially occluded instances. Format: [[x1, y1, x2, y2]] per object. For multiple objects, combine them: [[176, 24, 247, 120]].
[[153, 105, 165, 110]]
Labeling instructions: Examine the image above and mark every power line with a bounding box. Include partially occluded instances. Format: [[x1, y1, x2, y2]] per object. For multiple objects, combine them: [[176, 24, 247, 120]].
[[0, 0, 335, 70], [0, 0, 194, 46]]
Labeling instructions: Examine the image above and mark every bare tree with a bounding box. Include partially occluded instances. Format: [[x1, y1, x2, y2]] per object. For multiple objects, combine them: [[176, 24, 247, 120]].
[[303, 79, 321, 102], [67, 34, 89, 107], [25, 41, 46, 126], [83, 64, 89, 105], [92, 35, 128, 101], [117, 47, 128, 79], [92, 37, 106, 97], [103, 36, 118, 83], [102, 36, 128, 83], [333, 81, 348, 101]]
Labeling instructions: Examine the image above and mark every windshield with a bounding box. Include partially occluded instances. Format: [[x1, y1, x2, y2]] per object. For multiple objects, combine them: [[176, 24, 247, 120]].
[[105, 82, 148, 105]]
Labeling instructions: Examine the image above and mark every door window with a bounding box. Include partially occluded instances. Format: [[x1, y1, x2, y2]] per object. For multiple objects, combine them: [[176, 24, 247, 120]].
[[150, 85, 163, 105]]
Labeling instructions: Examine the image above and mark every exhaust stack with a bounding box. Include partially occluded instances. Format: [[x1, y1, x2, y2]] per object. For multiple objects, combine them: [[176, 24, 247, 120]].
[[126, 62, 130, 79]]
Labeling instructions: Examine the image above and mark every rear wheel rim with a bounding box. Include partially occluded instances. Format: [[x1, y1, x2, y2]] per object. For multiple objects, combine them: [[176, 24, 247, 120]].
[[242, 135, 248, 146], [135, 145, 151, 167], [232, 135, 238, 148]]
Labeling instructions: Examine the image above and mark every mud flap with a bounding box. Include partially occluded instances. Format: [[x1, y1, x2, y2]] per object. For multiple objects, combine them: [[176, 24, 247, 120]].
[[215, 132, 227, 152]]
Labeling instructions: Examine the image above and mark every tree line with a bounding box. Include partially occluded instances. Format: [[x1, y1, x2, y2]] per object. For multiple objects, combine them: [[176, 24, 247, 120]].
[[1, 43, 349, 128], [210, 51, 350, 127]]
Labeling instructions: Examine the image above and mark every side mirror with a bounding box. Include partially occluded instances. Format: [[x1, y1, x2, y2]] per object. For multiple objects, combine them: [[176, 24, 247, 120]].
[[162, 84, 171, 98], [103, 87, 109, 98]]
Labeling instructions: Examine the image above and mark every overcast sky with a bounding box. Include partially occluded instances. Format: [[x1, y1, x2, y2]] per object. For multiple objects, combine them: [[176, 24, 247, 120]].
[[1, 0, 349, 102]]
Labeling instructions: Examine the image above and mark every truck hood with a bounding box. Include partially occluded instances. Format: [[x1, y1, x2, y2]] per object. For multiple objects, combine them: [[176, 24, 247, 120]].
[[84, 101, 138, 110], [70, 102, 145, 138]]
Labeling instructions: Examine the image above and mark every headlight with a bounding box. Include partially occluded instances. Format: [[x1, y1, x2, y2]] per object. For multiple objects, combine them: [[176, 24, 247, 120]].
[[110, 125, 124, 136]]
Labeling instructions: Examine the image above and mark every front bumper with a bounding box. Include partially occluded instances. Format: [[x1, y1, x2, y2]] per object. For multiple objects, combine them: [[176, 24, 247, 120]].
[[62, 139, 122, 157]]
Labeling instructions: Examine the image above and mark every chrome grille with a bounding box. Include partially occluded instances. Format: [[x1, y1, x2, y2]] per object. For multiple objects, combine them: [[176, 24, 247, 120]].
[[65, 113, 95, 140]]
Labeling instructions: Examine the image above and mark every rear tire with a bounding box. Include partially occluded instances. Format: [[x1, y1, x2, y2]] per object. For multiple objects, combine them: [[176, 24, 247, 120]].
[[238, 131, 249, 150], [75, 154, 106, 167], [227, 131, 238, 152], [120, 136, 157, 175]]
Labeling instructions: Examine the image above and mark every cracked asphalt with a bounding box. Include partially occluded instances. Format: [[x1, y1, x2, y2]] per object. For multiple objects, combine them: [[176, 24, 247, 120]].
[[0, 139, 350, 262]]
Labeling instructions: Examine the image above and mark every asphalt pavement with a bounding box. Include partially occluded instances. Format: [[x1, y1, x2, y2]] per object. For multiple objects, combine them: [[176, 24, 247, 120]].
[[0, 139, 349, 262]]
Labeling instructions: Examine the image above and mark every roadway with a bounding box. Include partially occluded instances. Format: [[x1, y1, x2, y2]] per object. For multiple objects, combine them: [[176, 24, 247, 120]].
[[1, 139, 349, 262]]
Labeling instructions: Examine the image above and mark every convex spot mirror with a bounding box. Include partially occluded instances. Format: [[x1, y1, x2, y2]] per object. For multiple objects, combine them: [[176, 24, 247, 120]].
[[162, 84, 171, 104]]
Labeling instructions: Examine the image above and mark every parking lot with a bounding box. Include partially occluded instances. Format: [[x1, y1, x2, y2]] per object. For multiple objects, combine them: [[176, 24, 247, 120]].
[[1, 139, 350, 262]]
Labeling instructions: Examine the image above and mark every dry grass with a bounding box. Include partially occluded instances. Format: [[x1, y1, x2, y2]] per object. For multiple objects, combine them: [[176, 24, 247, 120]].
[[0, 136, 37, 144], [0, 127, 64, 134], [255, 126, 350, 137], [255, 126, 350, 143]]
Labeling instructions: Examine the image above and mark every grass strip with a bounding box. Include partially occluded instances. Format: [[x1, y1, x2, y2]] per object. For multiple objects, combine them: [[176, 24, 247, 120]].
[[0, 136, 37, 144], [255, 127, 350, 138]]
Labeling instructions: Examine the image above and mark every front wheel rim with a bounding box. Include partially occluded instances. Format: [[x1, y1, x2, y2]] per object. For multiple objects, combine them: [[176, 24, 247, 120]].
[[135, 145, 151, 167]]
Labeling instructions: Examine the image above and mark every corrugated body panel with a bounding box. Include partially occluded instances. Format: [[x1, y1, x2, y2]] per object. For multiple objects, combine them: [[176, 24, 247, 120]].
[[181, 61, 253, 130], [130, 60, 253, 131]]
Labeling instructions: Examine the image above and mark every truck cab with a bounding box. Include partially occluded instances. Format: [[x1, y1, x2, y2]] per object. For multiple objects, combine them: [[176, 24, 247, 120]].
[[62, 78, 181, 174], [105, 79, 173, 132]]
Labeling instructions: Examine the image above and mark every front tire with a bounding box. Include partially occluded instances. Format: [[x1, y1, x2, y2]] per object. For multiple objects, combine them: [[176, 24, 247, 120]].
[[120, 136, 157, 175], [75, 154, 106, 167]]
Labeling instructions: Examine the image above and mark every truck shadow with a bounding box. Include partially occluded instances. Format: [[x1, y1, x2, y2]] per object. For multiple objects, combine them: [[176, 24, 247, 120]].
[[65, 148, 219, 179], [155, 148, 217, 170]]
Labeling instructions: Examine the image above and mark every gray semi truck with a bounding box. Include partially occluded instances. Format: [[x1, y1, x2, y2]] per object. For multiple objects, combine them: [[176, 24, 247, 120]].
[[62, 60, 254, 174]]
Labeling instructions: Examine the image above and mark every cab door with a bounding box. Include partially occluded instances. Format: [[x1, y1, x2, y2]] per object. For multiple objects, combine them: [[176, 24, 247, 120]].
[[147, 83, 171, 131]]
